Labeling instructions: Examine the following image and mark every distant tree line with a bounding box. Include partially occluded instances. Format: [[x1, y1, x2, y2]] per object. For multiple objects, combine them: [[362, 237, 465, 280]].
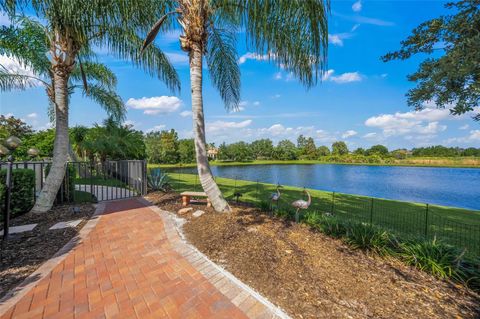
[[2, 116, 479, 164]]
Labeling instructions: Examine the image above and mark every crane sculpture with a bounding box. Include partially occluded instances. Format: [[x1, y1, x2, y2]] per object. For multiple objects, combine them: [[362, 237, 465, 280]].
[[269, 184, 282, 213], [291, 189, 311, 223]]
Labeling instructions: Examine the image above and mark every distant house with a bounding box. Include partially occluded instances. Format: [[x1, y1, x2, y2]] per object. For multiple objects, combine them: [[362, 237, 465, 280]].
[[207, 147, 218, 160]]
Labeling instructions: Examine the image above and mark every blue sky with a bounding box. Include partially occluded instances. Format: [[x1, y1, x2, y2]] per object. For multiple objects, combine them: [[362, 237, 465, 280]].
[[1, 0, 479, 150]]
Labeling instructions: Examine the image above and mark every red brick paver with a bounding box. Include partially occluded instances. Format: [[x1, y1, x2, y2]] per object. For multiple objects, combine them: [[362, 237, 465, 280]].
[[0, 199, 283, 319]]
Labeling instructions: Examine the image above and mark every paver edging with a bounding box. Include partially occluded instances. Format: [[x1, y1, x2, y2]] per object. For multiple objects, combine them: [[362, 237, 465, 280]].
[[139, 197, 291, 319], [0, 202, 106, 317]]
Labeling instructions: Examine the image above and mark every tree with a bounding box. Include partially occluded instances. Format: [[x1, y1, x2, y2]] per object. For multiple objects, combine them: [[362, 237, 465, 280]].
[[382, 0, 480, 120], [142, 0, 329, 212], [274, 140, 298, 160], [366, 144, 389, 156], [251, 139, 274, 159], [70, 126, 89, 160], [317, 145, 330, 157], [144, 129, 179, 164], [84, 118, 146, 162], [178, 139, 195, 163], [332, 141, 349, 156], [15, 129, 55, 159], [1, 2, 178, 212], [353, 147, 366, 155], [0, 115, 33, 142], [303, 137, 318, 160]]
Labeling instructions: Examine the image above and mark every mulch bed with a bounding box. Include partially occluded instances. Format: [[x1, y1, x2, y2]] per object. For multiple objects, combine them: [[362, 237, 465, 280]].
[[0, 203, 95, 299], [146, 191, 480, 319]]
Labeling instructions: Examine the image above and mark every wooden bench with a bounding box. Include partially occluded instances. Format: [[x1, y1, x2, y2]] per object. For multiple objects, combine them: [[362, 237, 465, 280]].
[[180, 191, 212, 207]]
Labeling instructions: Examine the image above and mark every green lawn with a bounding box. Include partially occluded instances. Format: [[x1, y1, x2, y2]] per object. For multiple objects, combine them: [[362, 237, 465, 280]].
[[149, 157, 480, 169], [166, 173, 480, 256]]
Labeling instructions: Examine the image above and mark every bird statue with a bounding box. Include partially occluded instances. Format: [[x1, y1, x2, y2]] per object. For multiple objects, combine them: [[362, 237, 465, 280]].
[[269, 184, 282, 213], [291, 190, 312, 223]]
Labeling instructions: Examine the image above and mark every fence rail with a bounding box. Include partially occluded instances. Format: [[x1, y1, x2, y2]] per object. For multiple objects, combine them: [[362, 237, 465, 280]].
[[163, 171, 480, 257], [0, 160, 147, 204]]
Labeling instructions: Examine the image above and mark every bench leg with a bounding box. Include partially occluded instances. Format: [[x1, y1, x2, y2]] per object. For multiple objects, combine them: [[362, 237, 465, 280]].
[[207, 198, 212, 207], [182, 196, 190, 207]]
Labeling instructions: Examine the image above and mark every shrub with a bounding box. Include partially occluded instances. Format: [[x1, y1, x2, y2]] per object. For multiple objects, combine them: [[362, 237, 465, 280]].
[[344, 222, 393, 255], [45, 164, 76, 203], [397, 238, 469, 281], [147, 169, 172, 192], [304, 212, 348, 238], [257, 200, 271, 212], [0, 168, 35, 218]]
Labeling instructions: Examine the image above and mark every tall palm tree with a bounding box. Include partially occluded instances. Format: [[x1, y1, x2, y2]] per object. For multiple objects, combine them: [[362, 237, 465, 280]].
[[1, 1, 180, 213], [142, 0, 329, 212]]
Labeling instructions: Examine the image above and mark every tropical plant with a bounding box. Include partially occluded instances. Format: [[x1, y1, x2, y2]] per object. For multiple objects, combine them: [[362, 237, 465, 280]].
[[147, 169, 172, 192], [0, 1, 179, 212], [141, 0, 329, 212], [344, 222, 393, 255]]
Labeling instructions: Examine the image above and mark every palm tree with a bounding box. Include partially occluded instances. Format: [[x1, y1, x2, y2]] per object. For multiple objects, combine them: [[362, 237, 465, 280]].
[[142, 0, 329, 212], [1, 1, 180, 213]]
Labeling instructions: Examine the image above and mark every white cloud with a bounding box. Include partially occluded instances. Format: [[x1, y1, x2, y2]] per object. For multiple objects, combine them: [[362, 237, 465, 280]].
[[342, 130, 358, 139], [365, 107, 451, 137], [239, 101, 248, 107], [238, 52, 273, 65], [253, 101, 260, 106], [328, 34, 344, 46], [459, 124, 470, 130], [165, 52, 189, 65], [126, 96, 182, 115], [352, 0, 362, 12], [0, 11, 11, 26], [272, 94, 281, 99], [351, 24, 360, 32], [363, 132, 377, 139], [273, 72, 282, 80], [334, 12, 394, 27], [331, 72, 362, 83], [322, 69, 335, 81], [206, 120, 253, 133], [180, 110, 192, 117], [445, 130, 480, 145], [0, 55, 43, 87], [146, 125, 166, 133], [27, 112, 38, 119], [328, 33, 354, 47]]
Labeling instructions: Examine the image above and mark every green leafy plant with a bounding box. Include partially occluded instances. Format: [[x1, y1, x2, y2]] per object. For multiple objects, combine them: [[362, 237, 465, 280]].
[[344, 222, 393, 255], [256, 201, 271, 213], [397, 238, 469, 281], [0, 168, 35, 218], [147, 170, 171, 192]]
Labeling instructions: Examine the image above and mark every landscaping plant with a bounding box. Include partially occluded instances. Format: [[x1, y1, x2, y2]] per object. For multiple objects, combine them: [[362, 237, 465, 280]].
[[147, 170, 172, 192]]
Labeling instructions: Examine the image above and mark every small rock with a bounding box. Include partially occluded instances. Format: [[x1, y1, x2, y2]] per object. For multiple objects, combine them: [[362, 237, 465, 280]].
[[285, 249, 292, 254], [247, 226, 258, 233], [178, 207, 193, 215], [192, 210, 205, 218]]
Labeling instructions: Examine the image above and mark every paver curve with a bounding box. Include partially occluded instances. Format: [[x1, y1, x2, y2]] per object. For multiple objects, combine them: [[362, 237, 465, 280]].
[[0, 198, 287, 319]]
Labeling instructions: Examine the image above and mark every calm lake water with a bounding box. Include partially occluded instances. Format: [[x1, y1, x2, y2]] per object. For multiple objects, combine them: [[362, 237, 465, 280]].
[[166, 164, 480, 210]]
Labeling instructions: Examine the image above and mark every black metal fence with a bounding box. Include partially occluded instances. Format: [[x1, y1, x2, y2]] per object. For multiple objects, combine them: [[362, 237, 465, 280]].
[[164, 172, 480, 257], [0, 160, 147, 204]]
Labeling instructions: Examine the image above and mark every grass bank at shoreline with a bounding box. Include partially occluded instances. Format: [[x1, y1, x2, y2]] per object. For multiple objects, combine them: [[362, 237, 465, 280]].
[[149, 157, 480, 169], [165, 173, 480, 256]]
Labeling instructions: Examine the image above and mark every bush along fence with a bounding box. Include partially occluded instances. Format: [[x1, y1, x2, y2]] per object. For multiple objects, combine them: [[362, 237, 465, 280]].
[[0, 168, 35, 219], [162, 171, 480, 258]]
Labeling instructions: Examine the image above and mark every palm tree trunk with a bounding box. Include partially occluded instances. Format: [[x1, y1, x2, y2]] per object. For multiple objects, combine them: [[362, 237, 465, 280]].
[[31, 68, 71, 213], [190, 43, 231, 213]]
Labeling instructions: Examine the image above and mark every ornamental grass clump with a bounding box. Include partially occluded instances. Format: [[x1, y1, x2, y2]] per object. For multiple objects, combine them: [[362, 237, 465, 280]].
[[344, 222, 394, 255], [397, 238, 480, 285]]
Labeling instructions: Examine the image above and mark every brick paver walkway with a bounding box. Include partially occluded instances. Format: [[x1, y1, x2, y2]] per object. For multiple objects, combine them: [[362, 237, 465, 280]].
[[0, 198, 287, 319]]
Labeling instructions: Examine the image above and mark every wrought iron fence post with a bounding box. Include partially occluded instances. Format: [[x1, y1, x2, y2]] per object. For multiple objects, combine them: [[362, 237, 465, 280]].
[[424, 204, 429, 238], [331, 191, 336, 213], [256, 180, 260, 201], [370, 197, 374, 224]]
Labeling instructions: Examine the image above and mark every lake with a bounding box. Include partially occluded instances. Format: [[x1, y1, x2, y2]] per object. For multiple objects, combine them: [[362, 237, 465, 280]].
[[165, 164, 480, 210]]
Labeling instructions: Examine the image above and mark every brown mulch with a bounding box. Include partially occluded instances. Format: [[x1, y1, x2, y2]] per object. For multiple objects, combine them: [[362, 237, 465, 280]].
[[146, 191, 480, 319], [0, 203, 95, 299]]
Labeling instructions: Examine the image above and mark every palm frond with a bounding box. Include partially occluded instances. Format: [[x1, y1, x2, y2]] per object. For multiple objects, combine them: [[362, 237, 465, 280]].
[[99, 25, 180, 92], [206, 21, 240, 110], [71, 61, 117, 89], [83, 84, 126, 122], [0, 68, 47, 90], [213, 0, 329, 88]]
